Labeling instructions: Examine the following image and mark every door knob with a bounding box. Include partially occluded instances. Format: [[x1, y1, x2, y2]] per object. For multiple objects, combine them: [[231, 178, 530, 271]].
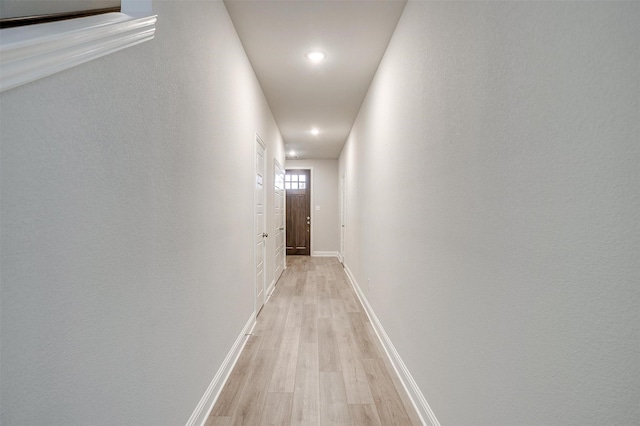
[[263, 233, 269, 238]]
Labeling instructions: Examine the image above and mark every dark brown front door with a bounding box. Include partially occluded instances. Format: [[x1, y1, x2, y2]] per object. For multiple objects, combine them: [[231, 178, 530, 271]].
[[286, 169, 310, 255]]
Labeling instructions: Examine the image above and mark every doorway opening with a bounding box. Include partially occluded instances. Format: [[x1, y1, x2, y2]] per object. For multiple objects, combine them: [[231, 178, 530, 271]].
[[285, 169, 310, 256]]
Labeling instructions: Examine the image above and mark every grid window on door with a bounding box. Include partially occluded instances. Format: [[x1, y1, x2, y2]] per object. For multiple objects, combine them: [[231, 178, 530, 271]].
[[285, 173, 306, 190]]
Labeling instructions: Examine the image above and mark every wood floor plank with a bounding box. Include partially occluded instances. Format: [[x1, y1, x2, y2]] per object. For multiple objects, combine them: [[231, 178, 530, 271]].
[[316, 273, 328, 291], [229, 346, 277, 425], [318, 317, 341, 372], [327, 279, 343, 299], [204, 416, 231, 426], [361, 358, 413, 426], [330, 298, 349, 321], [272, 282, 292, 308], [393, 378, 424, 426], [260, 392, 293, 426], [341, 291, 361, 313], [303, 280, 317, 305], [317, 295, 333, 319], [210, 335, 260, 417], [300, 303, 318, 343], [319, 371, 351, 426], [259, 306, 289, 351], [269, 325, 301, 392], [253, 304, 280, 336], [334, 319, 375, 405], [348, 312, 380, 359], [281, 296, 303, 330], [291, 343, 319, 426], [348, 404, 382, 426], [293, 276, 306, 296], [363, 319, 398, 379]]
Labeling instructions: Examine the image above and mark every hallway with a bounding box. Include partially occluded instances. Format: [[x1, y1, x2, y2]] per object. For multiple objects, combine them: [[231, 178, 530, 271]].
[[206, 257, 421, 425], [1, 1, 638, 424]]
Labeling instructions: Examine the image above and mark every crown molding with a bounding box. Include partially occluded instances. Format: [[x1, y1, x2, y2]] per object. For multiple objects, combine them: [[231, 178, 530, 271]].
[[0, 12, 156, 92]]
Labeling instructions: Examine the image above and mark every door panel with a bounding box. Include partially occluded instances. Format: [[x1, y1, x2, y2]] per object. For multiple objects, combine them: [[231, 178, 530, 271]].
[[285, 169, 310, 256], [255, 136, 267, 313]]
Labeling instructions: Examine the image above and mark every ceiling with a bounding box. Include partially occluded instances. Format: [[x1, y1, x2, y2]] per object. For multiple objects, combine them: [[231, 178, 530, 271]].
[[224, 0, 407, 160]]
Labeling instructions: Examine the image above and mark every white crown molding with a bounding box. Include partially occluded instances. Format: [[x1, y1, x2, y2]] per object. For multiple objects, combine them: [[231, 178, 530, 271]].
[[0, 12, 157, 92], [343, 263, 441, 426]]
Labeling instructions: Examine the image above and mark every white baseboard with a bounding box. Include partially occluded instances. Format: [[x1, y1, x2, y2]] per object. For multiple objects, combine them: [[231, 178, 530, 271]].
[[312, 251, 340, 257], [343, 265, 441, 426], [185, 313, 256, 426]]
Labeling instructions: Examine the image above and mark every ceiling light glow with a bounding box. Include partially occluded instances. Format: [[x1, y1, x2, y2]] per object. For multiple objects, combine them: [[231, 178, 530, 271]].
[[310, 128, 320, 136], [289, 150, 296, 157], [305, 50, 326, 62]]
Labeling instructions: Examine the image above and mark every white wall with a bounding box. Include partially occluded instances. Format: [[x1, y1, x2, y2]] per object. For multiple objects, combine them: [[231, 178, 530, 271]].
[[0, 2, 284, 425], [286, 159, 340, 255], [340, 2, 639, 425]]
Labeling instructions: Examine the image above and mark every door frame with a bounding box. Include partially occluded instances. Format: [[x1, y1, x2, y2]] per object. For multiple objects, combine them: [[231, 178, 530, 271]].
[[286, 166, 313, 256], [254, 133, 267, 316]]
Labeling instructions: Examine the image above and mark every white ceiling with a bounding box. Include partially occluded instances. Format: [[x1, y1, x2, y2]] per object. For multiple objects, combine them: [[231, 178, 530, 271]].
[[224, 0, 407, 159]]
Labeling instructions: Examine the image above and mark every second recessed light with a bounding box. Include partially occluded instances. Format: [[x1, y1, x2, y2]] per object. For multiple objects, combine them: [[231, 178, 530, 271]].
[[305, 50, 326, 62], [310, 128, 320, 135]]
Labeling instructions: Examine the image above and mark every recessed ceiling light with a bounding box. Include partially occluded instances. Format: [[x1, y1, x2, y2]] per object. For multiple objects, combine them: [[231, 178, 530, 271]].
[[310, 128, 320, 136], [289, 150, 296, 157], [305, 50, 326, 62]]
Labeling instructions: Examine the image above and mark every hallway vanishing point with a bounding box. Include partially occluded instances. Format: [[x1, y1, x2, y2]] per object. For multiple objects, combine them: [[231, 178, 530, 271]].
[[206, 256, 422, 425]]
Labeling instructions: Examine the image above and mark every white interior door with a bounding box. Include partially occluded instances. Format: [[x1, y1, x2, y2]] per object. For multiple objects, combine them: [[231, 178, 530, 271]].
[[255, 135, 267, 314], [274, 160, 285, 280]]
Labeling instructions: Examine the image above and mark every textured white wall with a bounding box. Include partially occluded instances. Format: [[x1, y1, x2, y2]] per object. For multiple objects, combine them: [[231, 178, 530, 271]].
[[0, 2, 284, 425], [340, 1, 639, 425], [286, 159, 340, 254]]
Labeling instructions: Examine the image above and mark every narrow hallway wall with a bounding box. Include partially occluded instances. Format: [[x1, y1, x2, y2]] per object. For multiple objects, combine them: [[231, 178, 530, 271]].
[[0, 2, 284, 424], [340, 2, 639, 425]]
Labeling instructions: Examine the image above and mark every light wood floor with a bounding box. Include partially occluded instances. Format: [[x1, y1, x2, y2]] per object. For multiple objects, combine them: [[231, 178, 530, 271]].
[[206, 256, 422, 426]]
